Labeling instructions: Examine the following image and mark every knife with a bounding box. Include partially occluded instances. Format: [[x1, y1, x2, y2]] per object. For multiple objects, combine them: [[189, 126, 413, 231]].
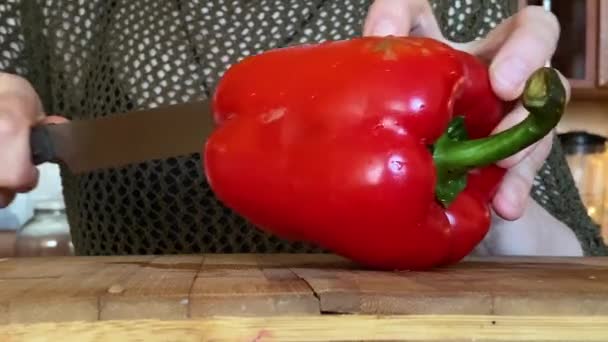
[[29, 99, 216, 174]]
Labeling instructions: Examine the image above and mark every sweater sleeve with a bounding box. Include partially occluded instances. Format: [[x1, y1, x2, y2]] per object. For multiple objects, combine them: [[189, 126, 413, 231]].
[[533, 136, 608, 256], [429, 0, 608, 256], [0, 1, 53, 112]]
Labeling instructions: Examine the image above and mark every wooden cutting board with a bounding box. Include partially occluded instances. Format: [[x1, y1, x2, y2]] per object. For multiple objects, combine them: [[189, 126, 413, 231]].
[[1, 254, 608, 341]]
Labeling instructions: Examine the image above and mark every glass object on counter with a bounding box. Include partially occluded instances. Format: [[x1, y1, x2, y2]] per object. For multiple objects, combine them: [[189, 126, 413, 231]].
[[15, 199, 73, 257], [559, 131, 608, 232], [14, 163, 73, 257]]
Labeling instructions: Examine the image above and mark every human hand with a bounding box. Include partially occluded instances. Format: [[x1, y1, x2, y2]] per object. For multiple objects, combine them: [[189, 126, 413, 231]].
[[0, 73, 66, 208], [363, 0, 569, 221]]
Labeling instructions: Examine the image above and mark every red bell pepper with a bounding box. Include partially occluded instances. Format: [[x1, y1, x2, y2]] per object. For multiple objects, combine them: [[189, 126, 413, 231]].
[[203, 36, 566, 270]]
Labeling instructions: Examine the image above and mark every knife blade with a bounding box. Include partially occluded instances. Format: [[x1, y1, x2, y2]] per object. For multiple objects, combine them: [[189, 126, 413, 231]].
[[30, 100, 216, 174]]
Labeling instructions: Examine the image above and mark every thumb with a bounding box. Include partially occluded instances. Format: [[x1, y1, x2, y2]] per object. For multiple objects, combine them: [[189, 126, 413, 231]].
[[363, 0, 443, 38], [486, 7, 560, 100]]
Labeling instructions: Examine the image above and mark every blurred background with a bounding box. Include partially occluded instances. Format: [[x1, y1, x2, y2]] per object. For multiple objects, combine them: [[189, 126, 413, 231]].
[[530, 0, 608, 243], [0, 163, 73, 257]]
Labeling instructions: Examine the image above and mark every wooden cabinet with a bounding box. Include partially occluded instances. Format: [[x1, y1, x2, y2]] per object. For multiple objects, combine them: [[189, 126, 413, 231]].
[[518, 0, 608, 99]]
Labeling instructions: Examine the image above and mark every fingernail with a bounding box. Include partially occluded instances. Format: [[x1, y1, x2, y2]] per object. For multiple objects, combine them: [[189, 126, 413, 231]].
[[493, 57, 529, 95], [371, 19, 398, 36]]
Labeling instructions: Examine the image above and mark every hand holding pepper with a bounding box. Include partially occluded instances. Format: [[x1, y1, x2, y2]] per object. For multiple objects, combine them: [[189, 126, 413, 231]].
[[364, 0, 570, 222], [363, 0, 583, 258]]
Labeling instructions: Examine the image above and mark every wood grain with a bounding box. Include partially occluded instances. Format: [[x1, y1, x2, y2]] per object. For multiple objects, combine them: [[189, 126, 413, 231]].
[[99, 255, 204, 320], [189, 255, 320, 316], [1, 254, 608, 325], [7, 258, 150, 323], [0, 255, 154, 279], [1, 315, 608, 341], [293, 256, 608, 315]]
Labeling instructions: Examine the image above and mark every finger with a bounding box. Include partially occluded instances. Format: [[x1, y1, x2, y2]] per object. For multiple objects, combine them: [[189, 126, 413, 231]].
[[452, 6, 560, 101], [494, 70, 569, 168], [489, 6, 560, 100], [492, 161, 534, 221], [363, 0, 444, 38], [0, 114, 64, 196], [0, 76, 44, 191], [0, 106, 39, 190], [492, 132, 553, 220], [0, 73, 44, 117], [0, 73, 46, 191]]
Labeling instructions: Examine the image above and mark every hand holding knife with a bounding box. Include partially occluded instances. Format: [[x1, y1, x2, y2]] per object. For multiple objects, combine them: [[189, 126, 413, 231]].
[[29, 100, 215, 174]]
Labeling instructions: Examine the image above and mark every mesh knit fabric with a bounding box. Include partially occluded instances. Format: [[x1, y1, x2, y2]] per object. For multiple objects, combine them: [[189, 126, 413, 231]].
[[1, 0, 606, 256]]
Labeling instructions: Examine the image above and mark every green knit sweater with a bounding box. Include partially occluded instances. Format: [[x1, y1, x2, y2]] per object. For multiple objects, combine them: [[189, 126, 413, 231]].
[[1, 0, 606, 256]]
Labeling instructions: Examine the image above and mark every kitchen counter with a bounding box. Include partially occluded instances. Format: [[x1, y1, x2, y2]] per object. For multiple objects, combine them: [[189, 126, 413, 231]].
[[1, 254, 608, 341]]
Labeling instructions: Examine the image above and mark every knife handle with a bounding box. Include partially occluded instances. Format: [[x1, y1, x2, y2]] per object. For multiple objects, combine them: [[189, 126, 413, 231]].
[[30, 125, 56, 165]]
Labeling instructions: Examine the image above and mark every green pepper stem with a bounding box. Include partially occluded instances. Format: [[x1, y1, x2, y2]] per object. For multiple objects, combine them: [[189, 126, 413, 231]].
[[433, 67, 566, 174]]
